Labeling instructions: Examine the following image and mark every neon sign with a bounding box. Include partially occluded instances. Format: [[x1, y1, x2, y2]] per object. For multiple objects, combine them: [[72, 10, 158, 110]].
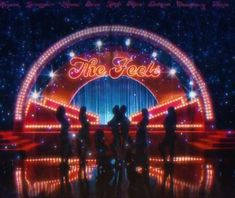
[[68, 56, 161, 79]]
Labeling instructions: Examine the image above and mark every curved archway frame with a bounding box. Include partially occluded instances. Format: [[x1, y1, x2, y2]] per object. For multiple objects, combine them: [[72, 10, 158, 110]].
[[42, 51, 185, 107], [14, 25, 214, 131]]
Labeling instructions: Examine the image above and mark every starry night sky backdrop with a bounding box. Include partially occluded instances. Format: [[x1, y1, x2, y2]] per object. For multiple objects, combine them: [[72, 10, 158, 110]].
[[0, 1, 234, 130]]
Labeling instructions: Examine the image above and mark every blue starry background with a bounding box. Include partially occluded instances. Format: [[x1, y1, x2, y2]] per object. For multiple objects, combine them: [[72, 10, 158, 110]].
[[0, 1, 234, 130]]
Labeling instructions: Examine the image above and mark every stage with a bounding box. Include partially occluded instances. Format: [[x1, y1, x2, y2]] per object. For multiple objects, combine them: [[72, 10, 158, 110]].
[[1, 129, 235, 155], [0, 17, 234, 198], [0, 130, 235, 198]]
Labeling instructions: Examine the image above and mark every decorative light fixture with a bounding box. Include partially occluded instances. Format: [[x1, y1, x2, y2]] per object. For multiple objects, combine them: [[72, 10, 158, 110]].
[[189, 80, 194, 86], [169, 68, 177, 76], [189, 91, 197, 99], [151, 51, 158, 59], [125, 38, 131, 46], [31, 90, 40, 99], [49, 70, 56, 79], [96, 40, 103, 49], [69, 51, 75, 58], [15, 25, 214, 124]]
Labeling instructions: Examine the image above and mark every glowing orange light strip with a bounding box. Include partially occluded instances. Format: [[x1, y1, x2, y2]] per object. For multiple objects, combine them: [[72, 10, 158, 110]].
[[26, 98, 99, 124], [130, 97, 185, 120], [43, 97, 99, 119], [131, 99, 202, 123]]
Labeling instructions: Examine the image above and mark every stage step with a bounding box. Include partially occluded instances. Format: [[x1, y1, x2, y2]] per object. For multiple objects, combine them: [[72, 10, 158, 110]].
[[198, 139, 235, 147], [0, 139, 32, 149], [0, 135, 21, 141], [189, 142, 235, 151], [189, 131, 235, 155], [0, 133, 39, 154], [17, 143, 40, 151], [209, 134, 235, 139]]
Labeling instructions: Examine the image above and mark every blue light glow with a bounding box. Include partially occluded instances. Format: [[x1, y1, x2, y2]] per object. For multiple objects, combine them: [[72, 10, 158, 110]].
[[72, 76, 157, 124]]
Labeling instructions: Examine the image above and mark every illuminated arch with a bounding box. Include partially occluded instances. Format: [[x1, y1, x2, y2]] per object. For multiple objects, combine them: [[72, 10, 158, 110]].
[[15, 25, 214, 130], [42, 51, 184, 105]]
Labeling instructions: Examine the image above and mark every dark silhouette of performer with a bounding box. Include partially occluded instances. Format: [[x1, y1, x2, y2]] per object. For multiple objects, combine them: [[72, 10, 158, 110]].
[[108, 105, 120, 147], [134, 109, 150, 196], [56, 106, 71, 169], [79, 106, 90, 145], [159, 107, 177, 163], [119, 105, 130, 145], [77, 106, 90, 181], [136, 108, 149, 149], [56, 106, 72, 197]]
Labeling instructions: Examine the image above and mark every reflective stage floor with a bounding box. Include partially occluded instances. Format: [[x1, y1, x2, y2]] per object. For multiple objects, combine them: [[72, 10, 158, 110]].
[[1, 155, 235, 198], [1, 131, 235, 198]]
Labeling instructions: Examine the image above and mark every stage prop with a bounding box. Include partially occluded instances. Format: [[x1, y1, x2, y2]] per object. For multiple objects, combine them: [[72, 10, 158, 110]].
[[14, 26, 214, 132]]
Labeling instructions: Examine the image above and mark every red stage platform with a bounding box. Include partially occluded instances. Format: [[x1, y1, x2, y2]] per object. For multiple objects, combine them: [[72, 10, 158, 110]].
[[1, 130, 235, 157]]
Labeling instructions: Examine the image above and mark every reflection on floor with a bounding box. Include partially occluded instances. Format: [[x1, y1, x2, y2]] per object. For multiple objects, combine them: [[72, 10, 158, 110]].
[[1, 131, 235, 197], [12, 156, 216, 198]]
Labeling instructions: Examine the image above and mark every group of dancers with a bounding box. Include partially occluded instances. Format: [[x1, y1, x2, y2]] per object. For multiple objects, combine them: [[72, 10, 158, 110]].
[[56, 105, 177, 171]]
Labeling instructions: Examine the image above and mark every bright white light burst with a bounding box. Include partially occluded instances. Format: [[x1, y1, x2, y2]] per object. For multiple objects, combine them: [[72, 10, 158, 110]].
[[189, 80, 194, 86], [125, 38, 131, 46], [31, 90, 40, 99], [69, 51, 75, 58], [49, 70, 56, 78], [189, 91, 197, 99], [169, 68, 177, 76], [151, 51, 158, 58], [96, 40, 103, 49]]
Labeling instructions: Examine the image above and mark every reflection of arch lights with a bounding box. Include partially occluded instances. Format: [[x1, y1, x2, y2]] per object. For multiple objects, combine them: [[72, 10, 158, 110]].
[[15, 157, 213, 197], [15, 25, 214, 126], [16, 165, 96, 197]]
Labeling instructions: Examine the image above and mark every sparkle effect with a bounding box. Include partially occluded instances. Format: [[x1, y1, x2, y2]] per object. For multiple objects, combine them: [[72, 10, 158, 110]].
[[169, 68, 177, 77]]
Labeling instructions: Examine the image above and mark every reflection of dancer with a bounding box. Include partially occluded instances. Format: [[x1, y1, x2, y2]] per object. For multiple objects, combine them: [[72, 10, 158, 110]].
[[119, 105, 130, 145], [95, 129, 108, 177], [135, 108, 150, 178], [136, 108, 149, 149], [129, 138, 152, 198], [59, 160, 72, 197], [159, 107, 177, 163], [78, 106, 90, 180], [134, 108, 150, 190], [78, 177, 89, 198], [77, 138, 87, 180], [56, 106, 71, 168], [108, 105, 120, 147], [162, 162, 174, 198]]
